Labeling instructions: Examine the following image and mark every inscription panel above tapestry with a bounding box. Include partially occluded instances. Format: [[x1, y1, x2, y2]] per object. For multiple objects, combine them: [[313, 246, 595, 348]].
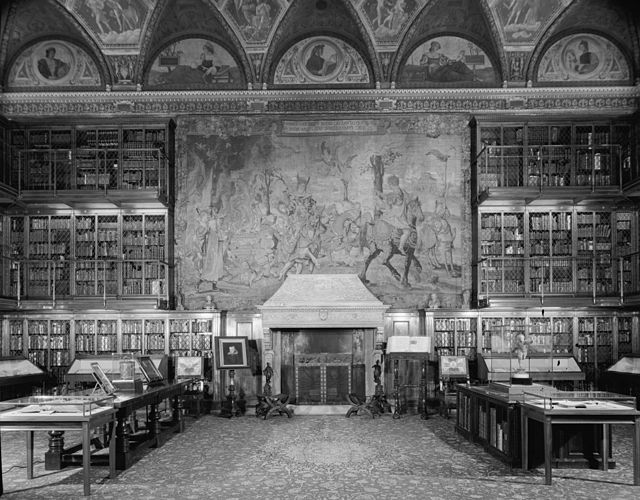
[[175, 114, 472, 311]]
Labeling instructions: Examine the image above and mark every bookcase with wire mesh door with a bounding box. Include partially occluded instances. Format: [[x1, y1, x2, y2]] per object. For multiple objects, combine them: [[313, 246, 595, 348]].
[[9, 120, 174, 197], [477, 206, 636, 300], [2, 211, 171, 304], [474, 312, 638, 388], [471, 118, 632, 194], [1, 311, 222, 384]]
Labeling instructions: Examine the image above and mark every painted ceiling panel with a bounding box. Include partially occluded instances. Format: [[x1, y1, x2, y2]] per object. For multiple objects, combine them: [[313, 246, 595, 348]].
[[60, 0, 157, 54], [1, 0, 638, 90]]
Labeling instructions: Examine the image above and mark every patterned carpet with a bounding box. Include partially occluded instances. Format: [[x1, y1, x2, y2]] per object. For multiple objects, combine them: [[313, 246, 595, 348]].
[[1, 411, 639, 499]]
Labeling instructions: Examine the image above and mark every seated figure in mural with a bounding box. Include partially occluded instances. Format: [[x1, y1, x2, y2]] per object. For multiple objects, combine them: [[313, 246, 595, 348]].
[[419, 41, 476, 82], [38, 47, 70, 80], [198, 43, 225, 82], [376, 174, 411, 255]]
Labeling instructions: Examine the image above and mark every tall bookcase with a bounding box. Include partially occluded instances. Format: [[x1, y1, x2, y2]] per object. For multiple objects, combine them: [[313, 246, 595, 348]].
[[2, 211, 169, 301]]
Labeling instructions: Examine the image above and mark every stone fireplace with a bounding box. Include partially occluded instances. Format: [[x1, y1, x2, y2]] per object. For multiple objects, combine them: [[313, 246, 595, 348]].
[[258, 274, 389, 407]]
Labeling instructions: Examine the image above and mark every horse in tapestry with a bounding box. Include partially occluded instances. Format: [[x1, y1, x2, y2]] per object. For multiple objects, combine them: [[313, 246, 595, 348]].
[[359, 196, 425, 287]]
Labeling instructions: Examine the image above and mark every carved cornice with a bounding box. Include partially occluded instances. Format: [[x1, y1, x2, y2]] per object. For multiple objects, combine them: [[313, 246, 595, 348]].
[[259, 307, 388, 329], [1, 85, 638, 118]]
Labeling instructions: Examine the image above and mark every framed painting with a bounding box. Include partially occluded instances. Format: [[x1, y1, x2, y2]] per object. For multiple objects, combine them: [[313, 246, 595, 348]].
[[215, 336, 249, 369]]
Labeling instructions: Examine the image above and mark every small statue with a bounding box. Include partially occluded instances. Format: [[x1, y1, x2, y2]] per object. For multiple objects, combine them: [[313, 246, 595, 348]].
[[427, 292, 441, 309], [203, 294, 216, 310], [263, 362, 273, 397], [373, 360, 382, 384], [461, 289, 471, 309], [264, 362, 273, 384], [512, 333, 532, 370]]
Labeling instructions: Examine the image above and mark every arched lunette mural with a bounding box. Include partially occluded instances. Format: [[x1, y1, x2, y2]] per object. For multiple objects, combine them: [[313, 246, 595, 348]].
[[274, 36, 370, 85], [6, 40, 101, 89], [536, 33, 630, 83], [399, 36, 497, 87], [146, 38, 243, 89]]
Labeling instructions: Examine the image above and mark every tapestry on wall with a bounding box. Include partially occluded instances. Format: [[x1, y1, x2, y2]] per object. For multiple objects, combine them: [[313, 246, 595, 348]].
[[175, 115, 471, 311]]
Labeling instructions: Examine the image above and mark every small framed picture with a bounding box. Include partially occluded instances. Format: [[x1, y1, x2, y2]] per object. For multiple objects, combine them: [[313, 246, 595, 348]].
[[215, 336, 249, 369], [439, 355, 469, 378], [176, 356, 204, 378], [91, 362, 117, 395]]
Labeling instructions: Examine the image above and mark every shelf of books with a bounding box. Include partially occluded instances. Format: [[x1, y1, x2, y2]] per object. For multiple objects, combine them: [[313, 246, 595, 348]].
[[8, 120, 174, 199]]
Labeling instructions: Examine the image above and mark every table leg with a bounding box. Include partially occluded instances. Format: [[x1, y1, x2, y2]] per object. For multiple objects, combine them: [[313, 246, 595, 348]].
[[634, 417, 640, 486], [602, 423, 609, 472], [1, 425, 3, 495], [115, 413, 131, 470], [109, 421, 116, 479], [173, 395, 185, 432], [521, 412, 528, 470], [544, 417, 552, 485], [26, 431, 34, 480], [82, 422, 90, 496]]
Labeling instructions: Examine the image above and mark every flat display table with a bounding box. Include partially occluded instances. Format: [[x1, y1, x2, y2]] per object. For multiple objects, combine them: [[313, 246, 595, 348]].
[[0, 396, 116, 497], [520, 391, 640, 486]]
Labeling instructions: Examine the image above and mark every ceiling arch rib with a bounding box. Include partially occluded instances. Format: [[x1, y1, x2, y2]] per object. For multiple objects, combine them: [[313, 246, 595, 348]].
[[142, 0, 252, 88], [264, 0, 379, 88], [529, 0, 640, 84], [2, 0, 111, 88], [392, 0, 500, 87]]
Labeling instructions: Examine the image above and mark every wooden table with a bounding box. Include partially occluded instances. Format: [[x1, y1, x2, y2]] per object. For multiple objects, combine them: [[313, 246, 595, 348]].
[[520, 397, 640, 485], [0, 405, 116, 496], [43, 381, 189, 471], [103, 380, 189, 470]]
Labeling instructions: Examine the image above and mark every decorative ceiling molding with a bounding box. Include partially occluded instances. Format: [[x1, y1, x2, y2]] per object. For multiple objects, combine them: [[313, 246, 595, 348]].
[[2, 85, 638, 117]]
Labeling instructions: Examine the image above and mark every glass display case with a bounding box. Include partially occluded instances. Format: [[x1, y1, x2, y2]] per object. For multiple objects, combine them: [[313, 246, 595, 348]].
[[65, 353, 168, 389], [0, 356, 48, 400], [478, 353, 584, 387], [110, 353, 144, 393], [520, 389, 637, 412], [0, 394, 114, 416], [601, 355, 640, 409]]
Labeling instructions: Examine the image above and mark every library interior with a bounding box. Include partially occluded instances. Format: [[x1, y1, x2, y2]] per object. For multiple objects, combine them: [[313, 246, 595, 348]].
[[1, 0, 640, 498]]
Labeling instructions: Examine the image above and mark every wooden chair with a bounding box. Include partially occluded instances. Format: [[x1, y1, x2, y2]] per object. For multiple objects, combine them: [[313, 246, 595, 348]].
[[437, 355, 470, 419]]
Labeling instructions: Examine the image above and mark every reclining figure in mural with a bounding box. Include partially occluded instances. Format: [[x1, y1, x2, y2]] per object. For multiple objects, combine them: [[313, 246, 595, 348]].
[[359, 175, 424, 287]]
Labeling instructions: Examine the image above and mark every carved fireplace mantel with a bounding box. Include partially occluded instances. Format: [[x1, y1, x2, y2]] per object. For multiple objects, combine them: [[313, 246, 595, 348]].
[[258, 274, 389, 407], [258, 274, 388, 329]]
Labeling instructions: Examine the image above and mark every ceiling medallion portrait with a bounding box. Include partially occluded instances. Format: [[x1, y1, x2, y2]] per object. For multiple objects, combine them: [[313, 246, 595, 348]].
[[537, 33, 630, 83], [7, 40, 101, 89], [274, 36, 370, 85]]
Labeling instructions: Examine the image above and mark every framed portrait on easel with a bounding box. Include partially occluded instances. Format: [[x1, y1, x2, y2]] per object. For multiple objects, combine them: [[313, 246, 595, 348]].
[[215, 336, 249, 369]]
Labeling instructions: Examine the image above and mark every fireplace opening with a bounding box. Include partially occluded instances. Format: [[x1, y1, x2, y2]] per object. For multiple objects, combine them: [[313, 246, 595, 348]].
[[279, 329, 368, 405]]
